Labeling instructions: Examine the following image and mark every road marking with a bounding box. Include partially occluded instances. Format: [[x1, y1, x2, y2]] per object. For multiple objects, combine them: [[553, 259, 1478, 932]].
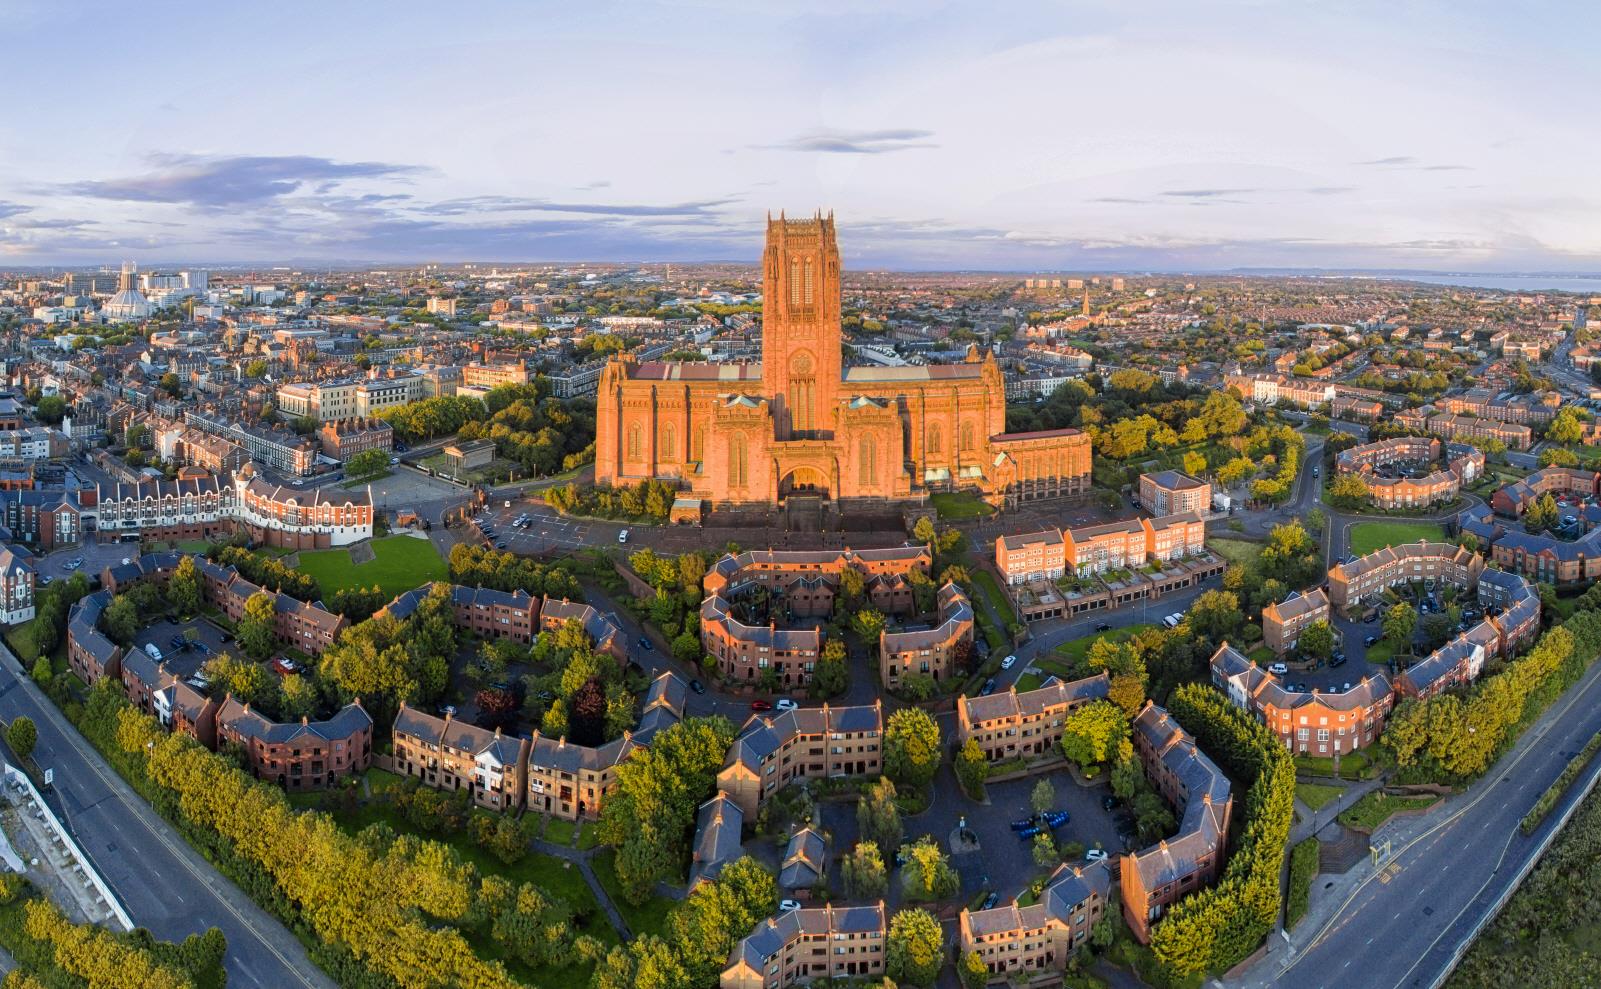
[[1278, 658, 1601, 982], [8, 669, 322, 989]]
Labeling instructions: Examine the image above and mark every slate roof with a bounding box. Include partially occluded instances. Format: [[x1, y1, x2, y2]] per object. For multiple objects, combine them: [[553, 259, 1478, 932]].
[[960, 671, 1110, 724], [216, 696, 371, 745], [1128, 702, 1231, 891], [690, 793, 745, 888]]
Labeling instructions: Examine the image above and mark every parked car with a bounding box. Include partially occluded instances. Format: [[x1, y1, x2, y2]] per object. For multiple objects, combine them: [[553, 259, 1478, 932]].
[[618, 529, 629, 544], [775, 698, 798, 712], [638, 636, 654, 651], [1016, 825, 1043, 841], [1330, 651, 1346, 668], [750, 699, 772, 712], [1010, 818, 1038, 832], [1042, 810, 1070, 829], [779, 899, 801, 913], [1269, 662, 1288, 675], [1085, 848, 1110, 863], [689, 679, 706, 694], [1094, 622, 1113, 632], [980, 678, 997, 696], [1363, 635, 1378, 647], [1001, 654, 1017, 670], [495, 541, 506, 549], [980, 892, 1000, 910]]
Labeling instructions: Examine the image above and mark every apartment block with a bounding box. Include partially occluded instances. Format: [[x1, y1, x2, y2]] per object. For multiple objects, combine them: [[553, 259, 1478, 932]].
[[720, 903, 887, 989], [959, 862, 1111, 982], [1210, 644, 1393, 755], [877, 582, 974, 689], [955, 673, 1110, 760], [1138, 471, 1211, 517], [1261, 588, 1329, 655], [716, 703, 883, 817], [215, 697, 373, 791], [391, 706, 530, 811]]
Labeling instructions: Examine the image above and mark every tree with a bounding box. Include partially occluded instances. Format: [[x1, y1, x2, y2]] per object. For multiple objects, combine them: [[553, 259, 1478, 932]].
[[1383, 603, 1418, 651], [858, 778, 904, 856], [100, 595, 139, 646], [841, 841, 888, 899], [5, 717, 35, 760], [1031, 777, 1056, 816], [852, 608, 888, 642], [1305, 508, 1326, 536], [912, 516, 938, 544], [886, 908, 945, 987], [812, 638, 848, 697], [238, 591, 278, 660], [1031, 831, 1058, 869], [959, 950, 990, 989], [244, 359, 269, 378], [954, 738, 990, 799], [1182, 450, 1208, 477], [168, 556, 201, 617], [1298, 619, 1335, 661], [346, 448, 390, 480], [205, 654, 276, 708], [884, 708, 941, 788], [1326, 472, 1371, 509], [33, 395, 65, 424], [158, 372, 181, 396], [900, 837, 959, 901], [1547, 406, 1585, 444], [1059, 701, 1132, 769], [1188, 589, 1244, 642]]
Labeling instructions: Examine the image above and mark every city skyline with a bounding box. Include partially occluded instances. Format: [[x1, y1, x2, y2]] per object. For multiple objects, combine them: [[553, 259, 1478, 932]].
[[3, 0, 1600, 272]]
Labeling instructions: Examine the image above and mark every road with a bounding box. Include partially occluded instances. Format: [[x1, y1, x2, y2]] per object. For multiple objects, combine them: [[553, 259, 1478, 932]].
[[1232, 653, 1601, 989], [0, 648, 334, 989]]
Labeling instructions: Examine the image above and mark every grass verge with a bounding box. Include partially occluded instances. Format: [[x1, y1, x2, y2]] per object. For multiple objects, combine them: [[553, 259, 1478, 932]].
[[1337, 791, 1438, 831], [1286, 838, 1320, 929], [1521, 731, 1601, 834]]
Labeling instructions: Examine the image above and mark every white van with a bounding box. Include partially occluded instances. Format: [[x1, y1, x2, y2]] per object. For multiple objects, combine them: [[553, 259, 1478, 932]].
[[1161, 614, 1181, 629], [144, 642, 163, 661]]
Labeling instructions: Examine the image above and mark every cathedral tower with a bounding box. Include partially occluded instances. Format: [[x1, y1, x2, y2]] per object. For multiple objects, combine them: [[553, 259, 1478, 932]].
[[762, 212, 842, 440]]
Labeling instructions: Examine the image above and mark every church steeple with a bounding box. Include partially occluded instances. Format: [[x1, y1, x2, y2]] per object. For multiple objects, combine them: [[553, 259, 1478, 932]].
[[762, 211, 841, 441]]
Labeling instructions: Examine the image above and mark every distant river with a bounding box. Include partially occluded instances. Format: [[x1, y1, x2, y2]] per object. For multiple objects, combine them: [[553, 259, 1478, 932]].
[[1378, 273, 1601, 293]]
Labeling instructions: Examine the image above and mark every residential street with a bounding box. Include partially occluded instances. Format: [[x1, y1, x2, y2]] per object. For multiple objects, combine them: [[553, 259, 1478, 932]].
[[0, 646, 334, 989], [1228, 649, 1601, 989]]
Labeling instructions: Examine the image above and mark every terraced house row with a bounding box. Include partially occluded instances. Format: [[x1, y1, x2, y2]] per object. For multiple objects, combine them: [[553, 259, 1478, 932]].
[[958, 862, 1112, 982], [1334, 436, 1483, 510], [381, 581, 624, 658], [1211, 644, 1394, 756], [391, 671, 687, 817], [700, 545, 972, 688], [954, 672, 1111, 760], [720, 903, 887, 989], [91, 461, 374, 549], [994, 513, 1208, 584]]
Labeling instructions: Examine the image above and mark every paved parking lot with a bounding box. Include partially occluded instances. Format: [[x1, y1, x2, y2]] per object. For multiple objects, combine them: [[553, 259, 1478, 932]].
[[131, 617, 233, 681], [36, 540, 137, 586]]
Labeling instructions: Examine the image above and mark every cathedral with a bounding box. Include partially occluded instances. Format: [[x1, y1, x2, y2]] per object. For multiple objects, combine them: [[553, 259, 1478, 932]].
[[594, 213, 1091, 509]]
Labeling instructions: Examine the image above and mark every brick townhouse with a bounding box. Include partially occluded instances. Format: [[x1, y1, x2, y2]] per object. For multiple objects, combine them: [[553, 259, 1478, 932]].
[[1261, 588, 1330, 655], [0, 544, 36, 627], [1210, 644, 1393, 755], [959, 861, 1112, 982], [877, 581, 974, 689], [956, 673, 1111, 761], [1138, 471, 1211, 517], [1121, 701, 1232, 943], [1, 489, 82, 552], [536, 597, 626, 659], [1327, 541, 1485, 609], [316, 417, 394, 461], [392, 706, 530, 811], [383, 582, 539, 644], [215, 696, 373, 790], [719, 903, 887, 989], [715, 703, 883, 818]]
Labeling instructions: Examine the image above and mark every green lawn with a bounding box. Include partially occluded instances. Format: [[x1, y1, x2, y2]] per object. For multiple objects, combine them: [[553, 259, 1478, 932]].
[[542, 816, 576, 846], [1296, 782, 1343, 811], [1015, 671, 1044, 692], [591, 849, 676, 939], [1056, 624, 1158, 666], [1347, 521, 1446, 556], [1208, 537, 1264, 567], [970, 570, 1018, 626], [1295, 749, 1377, 780], [1247, 645, 1274, 664], [294, 535, 447, 597], [1337, 791, 1439, 831], [929, 491, 995, 520]]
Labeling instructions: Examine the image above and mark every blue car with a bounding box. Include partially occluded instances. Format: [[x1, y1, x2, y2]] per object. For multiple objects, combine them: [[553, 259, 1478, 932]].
[[1043, 810, 1070, 829], [1010, 818, 1037, 832], [1017, 825, 1044, 841]]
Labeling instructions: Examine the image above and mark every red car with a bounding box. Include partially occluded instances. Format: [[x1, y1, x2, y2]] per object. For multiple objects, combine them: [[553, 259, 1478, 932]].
[[750, 699, 772, 711]]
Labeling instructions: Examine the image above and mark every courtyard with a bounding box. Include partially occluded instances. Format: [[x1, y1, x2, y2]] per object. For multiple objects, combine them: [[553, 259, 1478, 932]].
[[292, 533, 447, 598]]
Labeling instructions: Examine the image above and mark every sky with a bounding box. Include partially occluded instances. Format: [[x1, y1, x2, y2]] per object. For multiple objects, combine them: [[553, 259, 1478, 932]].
[[3, 0, 1600, 272]]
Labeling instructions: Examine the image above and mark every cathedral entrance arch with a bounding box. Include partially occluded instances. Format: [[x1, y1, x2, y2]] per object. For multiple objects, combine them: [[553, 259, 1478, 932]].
[[778, 466, 831, 501]]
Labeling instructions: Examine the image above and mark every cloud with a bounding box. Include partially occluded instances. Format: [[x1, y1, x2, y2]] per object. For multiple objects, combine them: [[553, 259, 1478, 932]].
[[415, 196, 739, 217], [1160, 188, 1257, 198], [0, 202, 31, 220], [1090, 196, 1149, 204], [1303, 186, 1356, 195], [56, 154, 423, 206], [1423, 164, 1472, 171], [1358, 156, 1418, 166], [755, 128, 936, 154], [1355, 157, 1470, 172], [578, 180, 611, 190]]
